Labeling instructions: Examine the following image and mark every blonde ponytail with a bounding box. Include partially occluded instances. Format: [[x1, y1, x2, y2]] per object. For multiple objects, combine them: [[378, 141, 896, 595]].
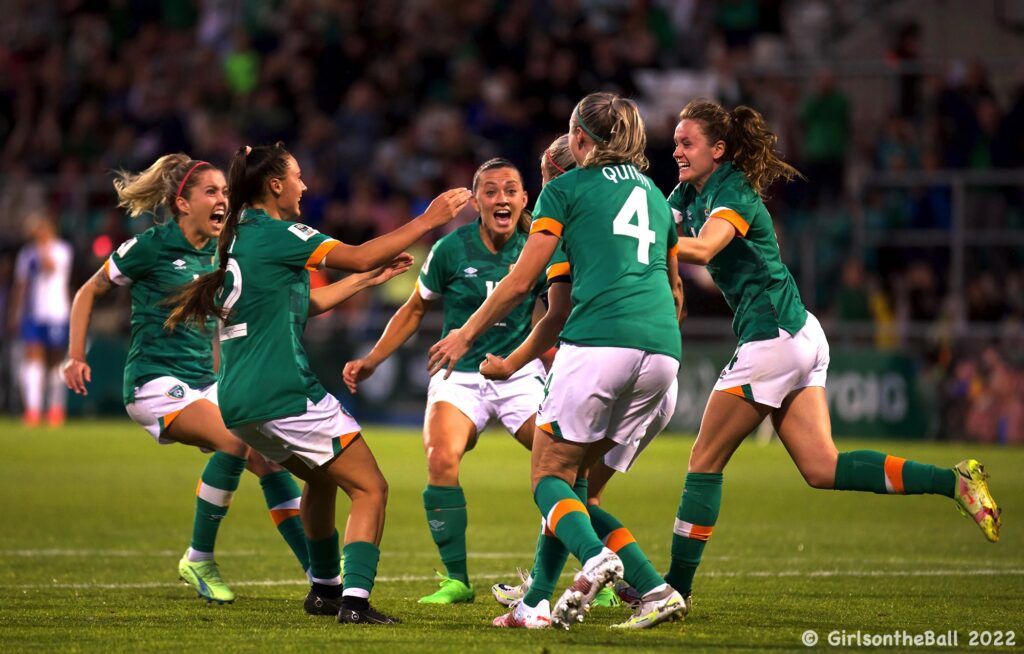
[[573, 93, 649, 171]]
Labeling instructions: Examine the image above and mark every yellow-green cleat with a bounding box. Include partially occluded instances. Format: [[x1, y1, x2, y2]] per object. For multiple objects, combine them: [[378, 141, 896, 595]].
[[178, 553, 235, 604], [591, 585, 621, 608], [418, 573, 475, 604], [611, 586, 686, 629], [953, 459, 1002, 543]]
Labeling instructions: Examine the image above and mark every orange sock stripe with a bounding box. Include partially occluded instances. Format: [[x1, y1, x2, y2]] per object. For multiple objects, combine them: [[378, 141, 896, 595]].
[[884, 455, 906, 494], [270, 508, 301, 526], [673, 518, 714, 541], [195, 479, 202, 497], [602, 527, 636, 553], [547, 498, 588, 534]]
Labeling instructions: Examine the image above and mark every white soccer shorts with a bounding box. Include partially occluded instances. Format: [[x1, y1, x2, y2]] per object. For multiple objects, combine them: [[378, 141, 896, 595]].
[[125, 376, 218, 444], [427, 358, 547, 436]]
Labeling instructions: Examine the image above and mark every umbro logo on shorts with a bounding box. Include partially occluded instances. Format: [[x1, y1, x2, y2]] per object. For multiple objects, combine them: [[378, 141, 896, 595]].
[[166, 385, 186, 399]]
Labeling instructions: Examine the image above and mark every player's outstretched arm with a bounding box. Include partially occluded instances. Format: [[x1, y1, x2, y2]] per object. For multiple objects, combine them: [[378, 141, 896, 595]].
[[63, 266, 115, 395], [480, 281, 570, 381], [343, 285, 434, 394], [309, 253, 413, 317], [428, 230, 559, 377], [676, 217, 736, 265], [323, 189, 471, 273]]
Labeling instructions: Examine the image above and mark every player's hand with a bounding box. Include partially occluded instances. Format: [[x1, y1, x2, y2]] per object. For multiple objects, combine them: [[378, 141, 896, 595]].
[[63, 357, 91, 395], [422, 188, 472, 229], [427, 328, 471, 379], [479, 353, 514, 380], [342, 358, 378, 394], [363, 252, 414, 286]]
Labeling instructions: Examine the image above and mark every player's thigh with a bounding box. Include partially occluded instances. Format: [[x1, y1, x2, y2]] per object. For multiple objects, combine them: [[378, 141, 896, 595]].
[[689, 391, 770, 473], [164, 398, 249, 457], [424, 401, 477, 461], [513, 414, 536, 451], [771, 386, 837, 488], [321, 435, 388, 500], [531, 427, 603, 490]]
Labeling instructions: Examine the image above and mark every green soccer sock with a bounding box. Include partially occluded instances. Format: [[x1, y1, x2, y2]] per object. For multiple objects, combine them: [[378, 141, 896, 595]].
[[533, 476, 603, 566], [307, 530, 341, 586], [342, 541, 380, 597], [588, 504, 665, 596], [259, 470, 310, 572], [190, 452, 247, 555], [522, 477, 588, 607], [665, 472, 722, 595], [834, 451, 955, 497], [423, 485, 469, 585]]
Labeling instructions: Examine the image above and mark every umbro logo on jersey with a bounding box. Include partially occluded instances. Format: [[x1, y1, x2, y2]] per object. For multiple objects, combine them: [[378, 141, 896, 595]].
[[166, 385, 186, 399], [464, 267, 478, 277], [172, 259, 187, 269]]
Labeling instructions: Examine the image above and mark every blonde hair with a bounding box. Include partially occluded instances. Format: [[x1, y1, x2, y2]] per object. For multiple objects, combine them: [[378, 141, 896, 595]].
[[540, 134, 576, 183], [112, 153, 214, 218], [679, 99, 803, 196], [572, 92, 648, 171]]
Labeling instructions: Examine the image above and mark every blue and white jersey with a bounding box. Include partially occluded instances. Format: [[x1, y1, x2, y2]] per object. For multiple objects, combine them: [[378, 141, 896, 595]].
[[14, 239, 73, 323]]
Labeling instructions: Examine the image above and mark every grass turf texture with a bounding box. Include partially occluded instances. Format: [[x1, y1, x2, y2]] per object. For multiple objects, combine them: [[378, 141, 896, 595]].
[[1, 420, 1021, 652]]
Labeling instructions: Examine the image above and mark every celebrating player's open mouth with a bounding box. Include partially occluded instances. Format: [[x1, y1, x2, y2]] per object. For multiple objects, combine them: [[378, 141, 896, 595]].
[[492, 206, 513, 228]]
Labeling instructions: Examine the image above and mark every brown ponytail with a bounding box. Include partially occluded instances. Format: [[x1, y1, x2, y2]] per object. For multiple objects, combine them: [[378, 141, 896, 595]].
[[164, 142, 291, 330], [679, 99, 803, 196]]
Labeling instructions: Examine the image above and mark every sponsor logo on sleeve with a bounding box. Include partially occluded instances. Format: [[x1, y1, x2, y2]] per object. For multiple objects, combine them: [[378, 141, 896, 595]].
[[287, 223, 320, 241]]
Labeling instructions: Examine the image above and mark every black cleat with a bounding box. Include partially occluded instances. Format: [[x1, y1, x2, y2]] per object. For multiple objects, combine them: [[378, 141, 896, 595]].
[[337, 604, 401, 625], [304, 587, 344, 616]]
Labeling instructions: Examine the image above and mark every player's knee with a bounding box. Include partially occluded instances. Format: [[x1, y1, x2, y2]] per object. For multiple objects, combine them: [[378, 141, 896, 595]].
[[801, 465, 835, 489], [425, 448, 460, 483]]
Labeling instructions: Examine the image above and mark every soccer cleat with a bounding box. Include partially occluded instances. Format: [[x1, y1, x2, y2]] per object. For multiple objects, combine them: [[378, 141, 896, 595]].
[[178, 553, 235, 604], [592, 585, 621, 608], [953, 459, 1002, 543], [418, 573, 475, 604], [304, 586, 343, 616], [611, 585, 686, 629], [492, 599, 552, 629], [491, 567, 530, 607], [46, 406, 65, 428], [614, 579, 641, 608], [551, 548, 623, 630], [337, 603, 401, 624]]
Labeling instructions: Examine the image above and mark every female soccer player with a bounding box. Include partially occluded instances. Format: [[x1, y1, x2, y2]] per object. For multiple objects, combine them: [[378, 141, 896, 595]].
[[662, 99, 1002, 609], [166, 142, 470, 624], [485, 134, 683, 628], [64, 154, 313, 604], [429, 93, 687, 630], [342, 158, 550, 605]]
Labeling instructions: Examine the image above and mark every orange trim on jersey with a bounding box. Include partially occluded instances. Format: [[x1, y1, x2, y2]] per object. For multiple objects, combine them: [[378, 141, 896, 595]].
[[270, 508, 301, 526], [720, 386, 746, 398], [884, 455, 906, 494], [538, 422, 555, 435], [710, 208, 750, 237], [305, 239, 341, 271], [546, 262, 570, 281], [547, 498, 588, 533], [668, 244, 679, 258], [163, 408, 183, 429], [530, 218, 564, 237], [603, 527, 636, 553]]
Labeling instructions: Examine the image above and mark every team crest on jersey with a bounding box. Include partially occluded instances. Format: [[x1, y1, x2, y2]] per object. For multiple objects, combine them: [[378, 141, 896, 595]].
[[172, 258, 186, 269], [166, 384, 186, 400], [287, 223, 320, 241], [463, 267, 478, 278], [704, 208, 711, 218]]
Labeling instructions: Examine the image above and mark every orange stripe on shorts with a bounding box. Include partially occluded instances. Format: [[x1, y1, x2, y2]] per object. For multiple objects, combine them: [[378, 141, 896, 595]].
[[537, 422, 554, 435], [884, 455, 906, 494], [270, 508, 301, 526], [603, 527, 636, 553], [337, 431, 359, 450], [720, 386, 745, 398], [163, 408, 183, 429], [547, 498, 587, 534]]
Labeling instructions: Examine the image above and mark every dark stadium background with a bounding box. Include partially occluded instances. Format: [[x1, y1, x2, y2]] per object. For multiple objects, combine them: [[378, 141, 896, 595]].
[[1, 0, 1022, 443]]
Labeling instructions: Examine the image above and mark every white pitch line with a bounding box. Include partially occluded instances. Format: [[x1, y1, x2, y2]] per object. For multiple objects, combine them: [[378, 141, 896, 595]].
[[2, 568, 1022, 591]]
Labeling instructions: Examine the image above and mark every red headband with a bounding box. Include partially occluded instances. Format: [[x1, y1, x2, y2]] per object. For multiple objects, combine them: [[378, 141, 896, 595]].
[[176, 161, 210, 198], [545, 149, 567, 175]]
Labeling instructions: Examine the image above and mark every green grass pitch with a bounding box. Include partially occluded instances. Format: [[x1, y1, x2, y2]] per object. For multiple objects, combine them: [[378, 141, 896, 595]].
[[1, 419, 1021, 652]]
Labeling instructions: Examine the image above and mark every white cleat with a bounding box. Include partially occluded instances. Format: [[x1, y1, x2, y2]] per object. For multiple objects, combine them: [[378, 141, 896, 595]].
[[491, 567, 530, 607], [611, 585, 686, 629], [492, 599, 551, 629], [551, 548, 623, 630]]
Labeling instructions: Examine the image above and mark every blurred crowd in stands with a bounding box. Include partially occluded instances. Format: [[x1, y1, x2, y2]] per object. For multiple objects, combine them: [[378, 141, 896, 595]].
[[0, 0, 1021, 440]]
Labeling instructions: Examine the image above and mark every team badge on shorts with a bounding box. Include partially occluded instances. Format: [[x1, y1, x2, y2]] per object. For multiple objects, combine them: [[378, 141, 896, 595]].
[[166, 385, 186, 400]]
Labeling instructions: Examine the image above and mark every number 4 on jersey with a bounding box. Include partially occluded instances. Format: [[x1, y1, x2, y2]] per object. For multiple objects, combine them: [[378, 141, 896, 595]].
[[613, 187, 656, 264]]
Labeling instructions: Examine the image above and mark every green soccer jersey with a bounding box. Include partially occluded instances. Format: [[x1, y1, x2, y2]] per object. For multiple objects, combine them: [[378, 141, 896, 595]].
[[215, 209, 339, 427], [667, 161, 807, 344], [531, 164, 680, 360], [106, 220, 218, 404], [418, 219, 547, 372]]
